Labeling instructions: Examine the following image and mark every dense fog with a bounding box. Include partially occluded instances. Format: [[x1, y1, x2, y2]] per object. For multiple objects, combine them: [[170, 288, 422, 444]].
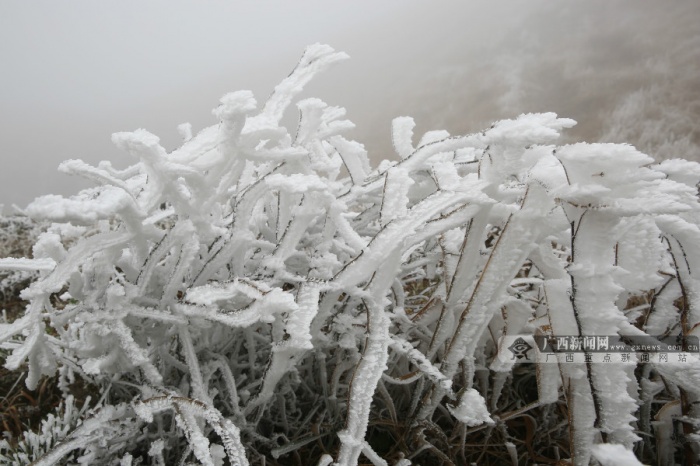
[[350, 1, 700, 163]]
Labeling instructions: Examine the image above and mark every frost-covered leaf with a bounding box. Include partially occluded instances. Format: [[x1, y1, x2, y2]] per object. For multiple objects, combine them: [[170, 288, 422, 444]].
[[447, 388, 494, 427]]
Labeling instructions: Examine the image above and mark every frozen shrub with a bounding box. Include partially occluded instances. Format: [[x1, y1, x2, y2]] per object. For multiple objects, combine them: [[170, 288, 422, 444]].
[[0, 215, 45, 321], [1, 44, 700, 465]]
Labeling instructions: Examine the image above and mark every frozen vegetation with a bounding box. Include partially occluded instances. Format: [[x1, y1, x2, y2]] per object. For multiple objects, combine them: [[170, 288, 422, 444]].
[[1, 44, 700, 465]]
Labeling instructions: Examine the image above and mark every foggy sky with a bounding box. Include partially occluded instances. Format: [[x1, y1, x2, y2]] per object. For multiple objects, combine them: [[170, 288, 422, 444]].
[[1, 1, 699, 212]]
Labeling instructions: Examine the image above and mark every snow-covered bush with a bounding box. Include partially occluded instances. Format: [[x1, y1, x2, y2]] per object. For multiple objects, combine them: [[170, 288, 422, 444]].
[[2, 44, 700, 465], [0, 215, 45, 320]]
